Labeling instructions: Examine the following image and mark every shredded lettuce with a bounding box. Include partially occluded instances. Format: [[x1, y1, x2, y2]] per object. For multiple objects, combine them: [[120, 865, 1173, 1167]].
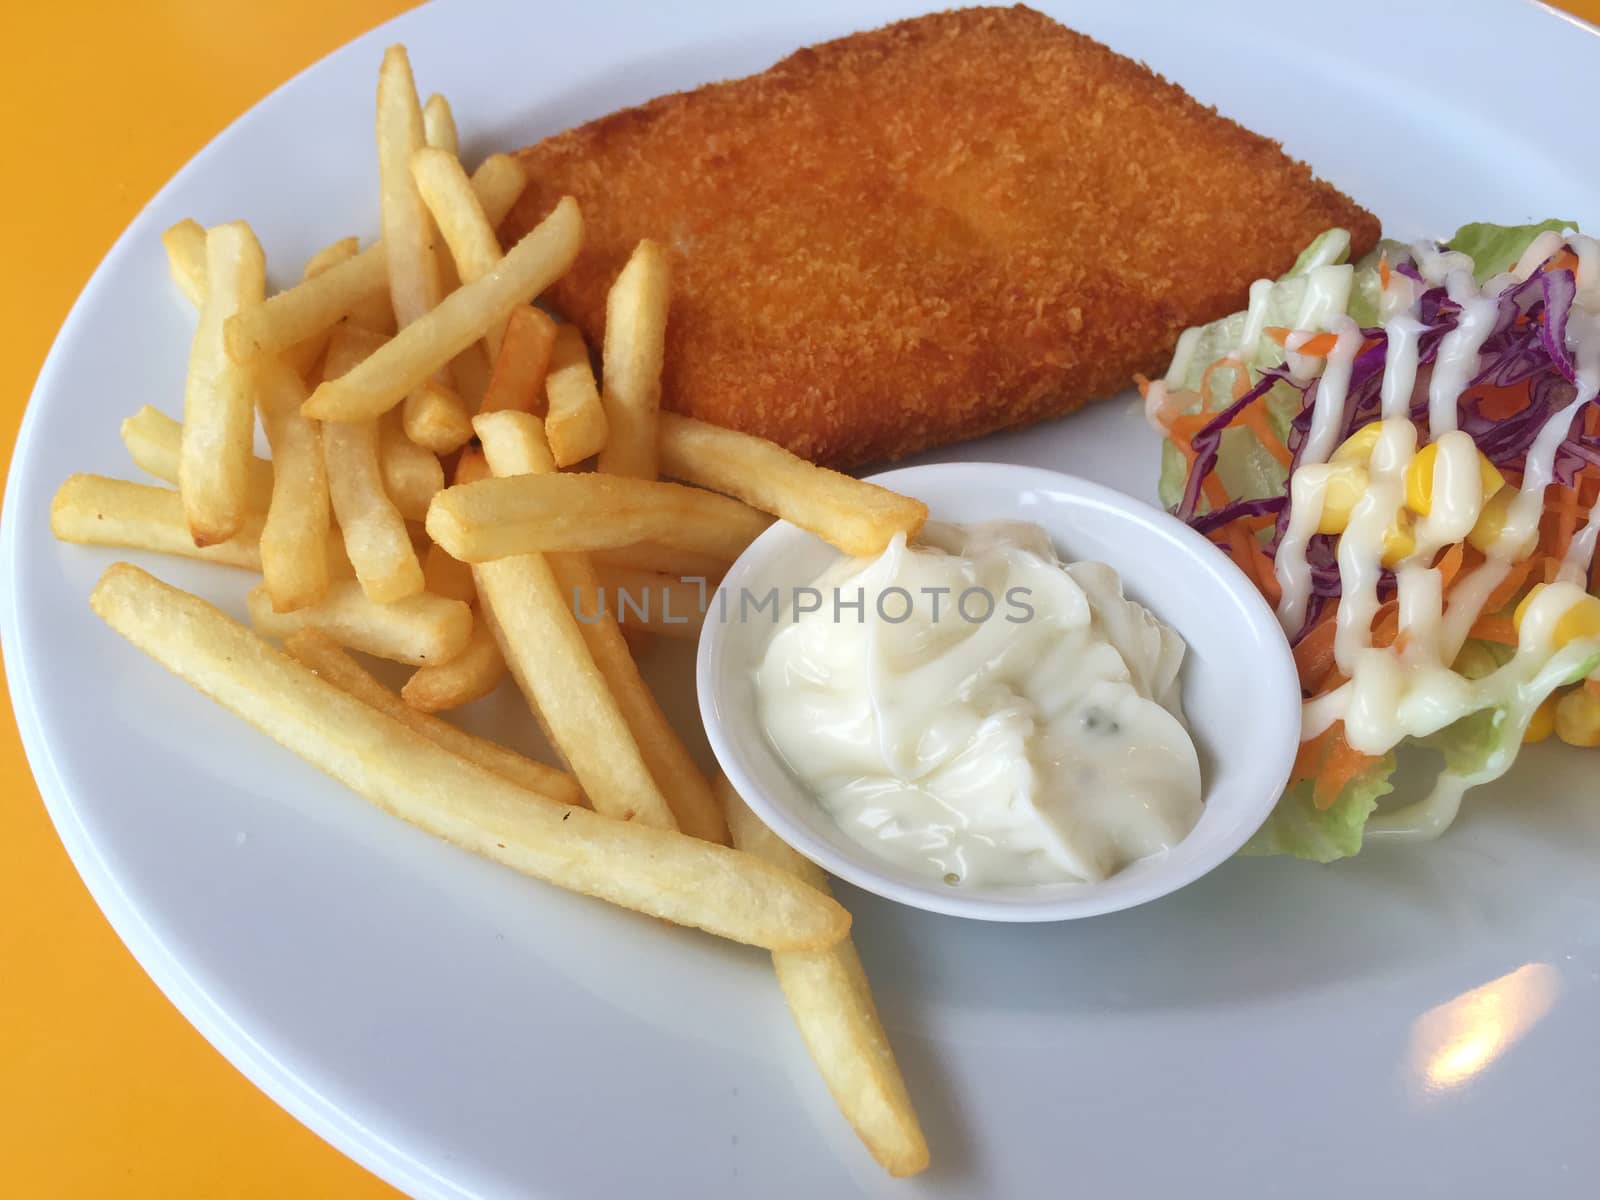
[[1448, 219, 1577, 283], [1240, 756, 1395, 863]]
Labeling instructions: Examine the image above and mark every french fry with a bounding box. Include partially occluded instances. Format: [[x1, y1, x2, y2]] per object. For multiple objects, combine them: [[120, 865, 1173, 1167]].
[[658, 413, 927, 557], [419, 126, 485, 401], [301, 197, 582, 422], [476, 412, 727, 844], [421, 541, 476, 603], [247, 579, 470, 666], [181, 220, 266, 545], [377, 45, 443, 328], [450, 339, 492, 409], [454, 444, 491, 485], [303, 237, 361, 278], [344, 271, 399, 337], [257, 361, 334, 612], [427, 471, 771, 563], [543, 323, 608, 466], [590, 564, 706, 639], [227, 243, 388, 363], [399, 614, 506, 713], [51, 475, 263, 570], [468, 153, 528, 232], [482, 306, 557, 413], [91, 565, 848, 951], [596, 239, 670, 479], [412, 144, 514, 355], [464, 418, 677, 829], [282, 629, 563, 800], [719, 779, 928, 1176], [120, 406, 274, 512], [325, 415, 423, 602], [377, 415, 445, 521], [473, 551, 678, 827], [161, 218, 207, 308], [225, 159, 527, 365], [401, 378, 474, 453], [282, 237, 359, 380], [322, 326, 425, 602], [421, 92, 458, 157], [376, 47, 474, 455], [588, 542, 731, 583]]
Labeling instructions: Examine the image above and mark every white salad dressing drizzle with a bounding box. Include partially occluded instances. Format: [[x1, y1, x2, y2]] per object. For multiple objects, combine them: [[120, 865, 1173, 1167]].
[[1493, 316, 1600, 558], [1238, 278, 1276, 356], [1333, 419, 1411, 674], [1380, 315, 1424, 418], [1291, 263, 1355, 335], [1574, 234, 1599, 303], [1411, 241, 1475, 287], [1514, 229, 1570, 281], [1164, 326, 1202, 388], [1273, 317, 1365, 635], [1416, 431, 1488, 550], [1426, 271, 1499, 435], [1563, 516, 1600, 586]]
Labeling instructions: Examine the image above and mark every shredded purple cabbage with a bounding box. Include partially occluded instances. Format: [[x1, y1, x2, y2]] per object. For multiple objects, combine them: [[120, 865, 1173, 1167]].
[[1173, 244, 1597, 599]]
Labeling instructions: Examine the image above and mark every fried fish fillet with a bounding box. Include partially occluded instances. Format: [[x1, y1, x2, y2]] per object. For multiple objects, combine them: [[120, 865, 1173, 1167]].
[[503, 4, 1379, 469]]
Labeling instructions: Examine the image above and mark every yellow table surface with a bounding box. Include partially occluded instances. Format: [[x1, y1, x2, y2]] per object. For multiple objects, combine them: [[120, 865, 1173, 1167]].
[[2, 2, 1597, 1196]]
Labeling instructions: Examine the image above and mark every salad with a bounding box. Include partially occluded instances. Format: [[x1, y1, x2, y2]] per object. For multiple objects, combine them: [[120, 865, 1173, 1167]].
[[1144, 221, 1600, 862]]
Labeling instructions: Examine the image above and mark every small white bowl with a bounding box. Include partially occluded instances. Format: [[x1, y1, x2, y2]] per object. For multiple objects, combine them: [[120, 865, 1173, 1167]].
[[697, 462, 1301, 922]]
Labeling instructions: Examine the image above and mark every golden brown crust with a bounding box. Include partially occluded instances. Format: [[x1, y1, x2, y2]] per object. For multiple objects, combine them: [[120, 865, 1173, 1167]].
[[503, 4, 1380, 469]]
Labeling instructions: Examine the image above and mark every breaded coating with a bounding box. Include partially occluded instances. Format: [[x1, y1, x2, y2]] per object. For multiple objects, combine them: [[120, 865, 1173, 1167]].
[[503, 5, 1380, 469]]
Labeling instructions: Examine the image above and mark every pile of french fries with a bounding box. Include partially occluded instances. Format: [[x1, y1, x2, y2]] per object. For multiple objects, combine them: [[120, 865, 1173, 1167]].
[[50, 45, 931, 1177]]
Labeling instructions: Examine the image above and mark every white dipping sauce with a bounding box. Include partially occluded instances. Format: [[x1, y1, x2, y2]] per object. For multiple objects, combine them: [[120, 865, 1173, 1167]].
[[753, 521, 1202, 886]]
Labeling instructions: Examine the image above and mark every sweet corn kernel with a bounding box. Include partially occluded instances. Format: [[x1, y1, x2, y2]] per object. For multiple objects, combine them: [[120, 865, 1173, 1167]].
[[1467, 488, 1515, 553], [1555, 688, 1600, 748], [1404, 439, 1505, 517], [1380, 511, 1416, 567], [1332, 423, 1382, 466], [1513, 583, 1548, 632], [1524, 694, 1558, 743], [1315, 464, 1370, 535], [1514, 584, 1600, 649]]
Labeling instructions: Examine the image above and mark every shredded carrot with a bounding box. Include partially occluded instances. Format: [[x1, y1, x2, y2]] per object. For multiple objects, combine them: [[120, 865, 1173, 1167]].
[[1292, 723, 1380, 811], [1551, 484, 1582, 560], [1468, 616, 1518, 645], [1371, 599, 1401, 650], [1165, 412, 1212, 441], [1471, 382, 1533, 422], [1545, 249, 1579, 274], [1221, 525, 1279, 603], [1293, 610, 1340, 694], [1378, 250, 1391, 291], [1435, 543, 1466, 589], [1264, 327, 1339, 357]]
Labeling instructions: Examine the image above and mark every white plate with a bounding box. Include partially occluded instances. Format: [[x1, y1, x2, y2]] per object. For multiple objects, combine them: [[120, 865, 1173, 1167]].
[[3, 1, 1598, 1196]]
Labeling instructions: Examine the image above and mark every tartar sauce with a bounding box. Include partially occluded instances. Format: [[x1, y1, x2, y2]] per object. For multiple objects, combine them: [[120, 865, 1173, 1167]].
[[753, 522, 1202, 886]]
